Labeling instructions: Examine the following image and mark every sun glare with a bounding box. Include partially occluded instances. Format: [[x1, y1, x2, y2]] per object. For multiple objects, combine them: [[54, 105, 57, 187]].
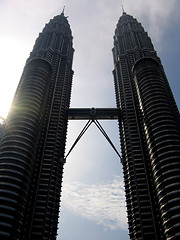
[[0, 36, 31, 119]]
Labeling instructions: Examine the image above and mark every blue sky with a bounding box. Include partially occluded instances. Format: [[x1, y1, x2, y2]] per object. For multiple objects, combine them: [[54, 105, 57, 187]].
[[0, 1, 180, 240]]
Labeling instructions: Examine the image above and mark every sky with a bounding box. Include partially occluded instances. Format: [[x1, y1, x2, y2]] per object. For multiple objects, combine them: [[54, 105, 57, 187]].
[[0, 1, 180, 240]]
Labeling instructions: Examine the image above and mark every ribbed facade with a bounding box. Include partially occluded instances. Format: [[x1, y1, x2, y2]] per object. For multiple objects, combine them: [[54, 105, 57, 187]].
[[0, 12, 74, 240], [113, 12, 180, 240], [0, 122, 4, 141]]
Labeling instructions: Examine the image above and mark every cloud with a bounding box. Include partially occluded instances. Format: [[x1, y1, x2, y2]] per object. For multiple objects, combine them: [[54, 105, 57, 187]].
[[67, 0, 180, 110], [61, 176, 128, 231], [125, 0, 180, 45]]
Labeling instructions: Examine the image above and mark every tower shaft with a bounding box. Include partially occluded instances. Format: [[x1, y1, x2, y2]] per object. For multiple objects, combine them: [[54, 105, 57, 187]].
[[113, 12, 180, 240], [0, 13, 74, 240]]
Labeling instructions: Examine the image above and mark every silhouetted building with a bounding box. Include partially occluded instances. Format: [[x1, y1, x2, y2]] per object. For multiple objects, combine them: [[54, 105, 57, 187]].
[[0, 12, 74, 239], [0, 8, 180, 240], [113, 12, 180, 239]]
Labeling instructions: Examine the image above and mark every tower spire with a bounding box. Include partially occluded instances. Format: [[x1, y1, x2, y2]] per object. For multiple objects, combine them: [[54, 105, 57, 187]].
[[62, 6, 65, 15], [122, 5, 124, 13], [122, 5, 126, 15]]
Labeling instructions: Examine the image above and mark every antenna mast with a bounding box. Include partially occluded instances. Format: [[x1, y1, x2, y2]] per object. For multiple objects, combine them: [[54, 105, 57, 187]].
[[122, 5, 125, 13], [62, 6, 65, 14]]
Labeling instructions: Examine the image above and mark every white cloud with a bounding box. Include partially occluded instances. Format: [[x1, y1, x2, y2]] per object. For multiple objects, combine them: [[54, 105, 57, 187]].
[[61, 176, 127, 231]]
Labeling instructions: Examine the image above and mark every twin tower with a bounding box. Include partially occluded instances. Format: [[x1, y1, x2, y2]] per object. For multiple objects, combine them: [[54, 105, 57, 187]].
[[0, 10, 180, 240]]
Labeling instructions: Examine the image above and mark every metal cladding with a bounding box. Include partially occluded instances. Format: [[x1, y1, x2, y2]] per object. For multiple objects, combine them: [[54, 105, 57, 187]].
[[0, 13, 74, 239], [113, 12, 180, 240], [133, 58, 180, 239]]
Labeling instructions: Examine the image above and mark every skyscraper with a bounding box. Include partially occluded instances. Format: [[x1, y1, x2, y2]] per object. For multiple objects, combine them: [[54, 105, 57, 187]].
[[0, 12, 74, 240], [113, 11, 180, 240], [0, 7, 180, 240]]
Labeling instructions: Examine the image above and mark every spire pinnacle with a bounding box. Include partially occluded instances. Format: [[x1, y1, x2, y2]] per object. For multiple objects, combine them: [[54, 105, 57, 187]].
[[122, 5, 126, 15], [121, 5, 124, 13], [62, 6, 65, 15], [122, 5, 124, 13]]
